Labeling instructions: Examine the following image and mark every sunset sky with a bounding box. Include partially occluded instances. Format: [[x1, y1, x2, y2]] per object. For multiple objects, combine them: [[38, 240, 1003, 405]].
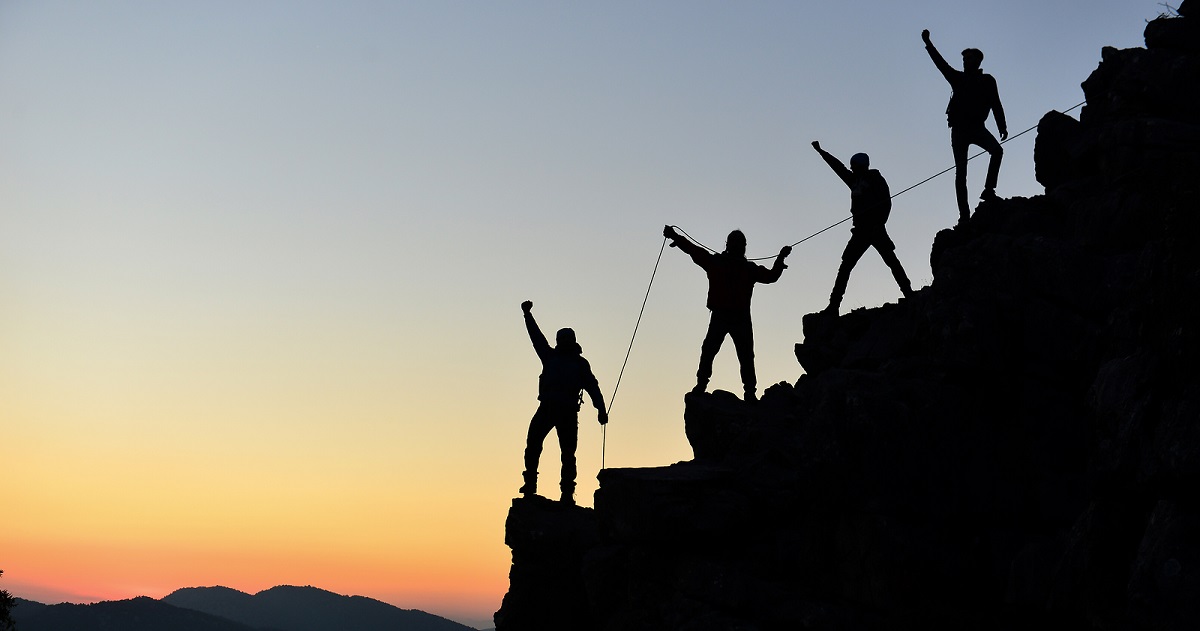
[[0, 1, 1155, 628]]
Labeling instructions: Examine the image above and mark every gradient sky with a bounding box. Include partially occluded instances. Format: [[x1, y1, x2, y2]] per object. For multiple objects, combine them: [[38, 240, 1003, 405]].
[[0, 1, 1157, 628]]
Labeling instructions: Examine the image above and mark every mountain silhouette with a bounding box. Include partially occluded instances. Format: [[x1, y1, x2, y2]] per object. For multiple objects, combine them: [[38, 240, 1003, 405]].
[[12, 586, 476, 631], [163, 585, 475, 631], [12, 596, 262, 631], [496, 7, 1200, 631]]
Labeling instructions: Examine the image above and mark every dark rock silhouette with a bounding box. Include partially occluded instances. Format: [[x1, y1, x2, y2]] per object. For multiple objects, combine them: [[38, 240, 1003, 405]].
[[493, 496, 599, 630], [498, 11, 1200, 631]]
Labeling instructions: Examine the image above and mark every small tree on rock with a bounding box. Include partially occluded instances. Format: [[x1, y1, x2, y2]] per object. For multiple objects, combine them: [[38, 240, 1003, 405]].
[[0, 570, 16, 631]]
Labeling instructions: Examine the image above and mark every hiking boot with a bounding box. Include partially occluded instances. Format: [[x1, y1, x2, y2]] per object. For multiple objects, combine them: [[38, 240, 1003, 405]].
[[691, 381, 707, 395], [560, 491, 575, 505], [518, 472, 537, 497], [980, 188, 998, 201], [744, 390, 758, 404]]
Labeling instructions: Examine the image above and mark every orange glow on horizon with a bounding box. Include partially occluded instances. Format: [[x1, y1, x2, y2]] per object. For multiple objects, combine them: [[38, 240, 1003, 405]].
[[5, 533, 511, 621]]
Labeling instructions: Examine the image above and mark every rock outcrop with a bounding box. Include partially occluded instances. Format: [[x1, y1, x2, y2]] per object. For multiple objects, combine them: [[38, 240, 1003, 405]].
[[497, 8, 1200, 630]]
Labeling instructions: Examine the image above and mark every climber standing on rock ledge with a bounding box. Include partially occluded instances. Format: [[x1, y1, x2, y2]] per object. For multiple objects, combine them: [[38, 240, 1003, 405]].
[[663, 226, 790, 403], [811, 141, 913, 315], [519, 300, 607, 506], [923, 28, 1008, 224]]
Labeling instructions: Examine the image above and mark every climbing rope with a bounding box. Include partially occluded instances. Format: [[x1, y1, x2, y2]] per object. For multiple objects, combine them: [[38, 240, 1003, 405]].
[[599, 100, 1088, 466], [601, 235, 670, 469]]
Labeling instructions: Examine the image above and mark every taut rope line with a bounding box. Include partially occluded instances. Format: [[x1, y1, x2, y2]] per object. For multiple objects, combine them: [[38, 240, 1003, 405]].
[[676, 101, 1088, 260], [601, 235, 669, 469]]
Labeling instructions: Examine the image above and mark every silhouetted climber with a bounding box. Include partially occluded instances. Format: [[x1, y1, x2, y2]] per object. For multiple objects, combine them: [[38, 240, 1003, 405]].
[[519, 300, 607, 505], [922, 28, 1008, 224], [812, 141, 913, 314], [662, 226, 790, 403]]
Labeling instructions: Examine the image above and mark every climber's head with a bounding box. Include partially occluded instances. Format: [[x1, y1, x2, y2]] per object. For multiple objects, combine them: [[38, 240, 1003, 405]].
[[726, 230, 747, 258], [962, 48, 983, 71], [850, 153, 870, 174]]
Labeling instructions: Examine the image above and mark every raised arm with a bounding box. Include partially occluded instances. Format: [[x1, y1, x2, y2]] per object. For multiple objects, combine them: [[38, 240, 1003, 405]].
[[922, 29, 955, 83], [812, 141, 853, 188], [522, 300, 552, 360]]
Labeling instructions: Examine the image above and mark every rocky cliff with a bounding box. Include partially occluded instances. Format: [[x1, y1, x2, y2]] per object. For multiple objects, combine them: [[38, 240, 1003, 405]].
[[496, 7, 1200, 630]]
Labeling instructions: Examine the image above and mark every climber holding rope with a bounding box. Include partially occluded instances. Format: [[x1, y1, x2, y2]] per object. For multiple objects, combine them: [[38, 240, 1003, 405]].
[[663, 226, 791, 403], [602, 99, 1085, 427], [518, 300, 607, 505]]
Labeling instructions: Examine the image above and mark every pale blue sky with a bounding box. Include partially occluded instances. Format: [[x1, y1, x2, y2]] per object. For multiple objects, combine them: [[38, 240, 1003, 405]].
[[0, 2, 1158, 627]]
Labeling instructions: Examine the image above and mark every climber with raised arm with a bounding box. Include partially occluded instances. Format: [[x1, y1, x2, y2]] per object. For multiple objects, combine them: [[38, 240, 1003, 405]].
[[812, 140, 913, 314], [519, 300, 607, 505], [922, 28, 1008, 224]]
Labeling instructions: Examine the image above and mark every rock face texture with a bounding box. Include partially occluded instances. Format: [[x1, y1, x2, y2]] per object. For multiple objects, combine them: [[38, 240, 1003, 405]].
[[497, 9, 1200, 630]]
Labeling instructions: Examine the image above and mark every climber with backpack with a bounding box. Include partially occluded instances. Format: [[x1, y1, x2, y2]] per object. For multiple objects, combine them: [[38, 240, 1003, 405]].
[[922, 28, 1008, 224], [518, 300, 607, 505]]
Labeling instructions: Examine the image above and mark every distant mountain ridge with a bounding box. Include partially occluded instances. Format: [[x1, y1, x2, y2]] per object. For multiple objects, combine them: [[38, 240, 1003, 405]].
[[164, 585, 475, 631], [12, 586, 477, 631], [12, 596, 261, 631]]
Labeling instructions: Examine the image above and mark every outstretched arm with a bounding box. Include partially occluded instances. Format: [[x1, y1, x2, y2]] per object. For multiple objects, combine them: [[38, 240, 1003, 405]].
[[663, 225, 708, 260], [922, 29, 955, 83], [812, 141, 853, 188], [758, 246, 792, 284], [522, 300, 552, 360]]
